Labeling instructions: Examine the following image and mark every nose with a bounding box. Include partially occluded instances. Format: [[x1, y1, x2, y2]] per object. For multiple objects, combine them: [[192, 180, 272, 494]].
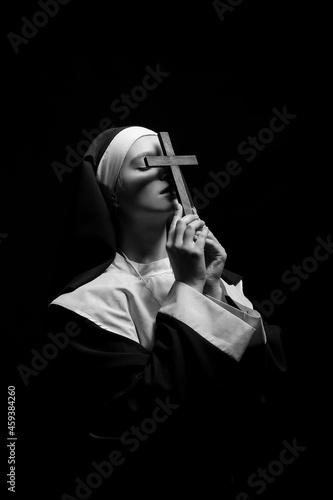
[[159, 167, 172, 184]]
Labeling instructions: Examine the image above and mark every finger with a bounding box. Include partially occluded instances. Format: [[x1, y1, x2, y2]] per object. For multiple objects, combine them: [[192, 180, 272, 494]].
[[183, 223, 196, 247], [170, 206, 200, 246], [174, 219, 188, 247], [189, 219, 205, 232], [204, 237, 225, 252], [181, 213, 200, 225], [206, 230, 218, 242], [168, 203, 183, 243], [171, 202, 183, 224], [203, 227, 224, 245], [176, 216, 204, 245], [170, 204, 182, 223], [206, 227, 217, 237], [195, 225, 209, 250], [206, 232, 226, 256], [173, 215, 199, 246], [192, 220, 207, 240], [171, 205, 197, 229], [204, 237, 227, 259]]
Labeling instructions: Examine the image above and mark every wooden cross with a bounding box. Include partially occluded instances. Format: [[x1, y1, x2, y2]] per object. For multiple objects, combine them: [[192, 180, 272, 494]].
[[144, 132, 198, 215]]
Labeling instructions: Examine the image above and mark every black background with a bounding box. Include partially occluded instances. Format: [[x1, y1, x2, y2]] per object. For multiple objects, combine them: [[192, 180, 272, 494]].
[[1, 1, 331, 499]]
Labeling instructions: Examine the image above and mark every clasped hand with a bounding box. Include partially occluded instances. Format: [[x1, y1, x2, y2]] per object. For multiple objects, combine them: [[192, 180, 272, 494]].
[[166, 203, 227, 296]]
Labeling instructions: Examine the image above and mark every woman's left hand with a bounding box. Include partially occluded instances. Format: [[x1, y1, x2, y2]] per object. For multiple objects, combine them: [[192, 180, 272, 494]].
[[204, 229, 227, 284], [193, 218, 227, 299]]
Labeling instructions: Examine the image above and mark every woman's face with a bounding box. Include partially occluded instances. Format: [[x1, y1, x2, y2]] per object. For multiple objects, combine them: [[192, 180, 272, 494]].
[[116, 135, 179, 219]]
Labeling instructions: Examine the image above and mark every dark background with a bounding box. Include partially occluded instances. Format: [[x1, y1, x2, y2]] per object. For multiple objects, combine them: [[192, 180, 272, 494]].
[[1, 0, 330, 498]]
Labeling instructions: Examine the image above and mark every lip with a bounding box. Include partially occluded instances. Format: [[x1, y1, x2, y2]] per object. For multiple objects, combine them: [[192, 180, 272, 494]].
[[160, 185, 176, 195]]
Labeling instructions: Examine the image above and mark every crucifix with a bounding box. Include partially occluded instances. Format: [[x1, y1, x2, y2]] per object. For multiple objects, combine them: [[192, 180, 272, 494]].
[[144, 132, 198, 215]]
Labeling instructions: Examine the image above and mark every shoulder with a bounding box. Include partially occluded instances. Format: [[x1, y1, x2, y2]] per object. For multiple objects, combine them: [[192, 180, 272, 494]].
[[50, 264, 133, 305], [48, 264, 136, 329]]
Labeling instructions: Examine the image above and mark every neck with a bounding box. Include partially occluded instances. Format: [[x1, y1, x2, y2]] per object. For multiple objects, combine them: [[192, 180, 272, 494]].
[[117, 216, 168, 263]]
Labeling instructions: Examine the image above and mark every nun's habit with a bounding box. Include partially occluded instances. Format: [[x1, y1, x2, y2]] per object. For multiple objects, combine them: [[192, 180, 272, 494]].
[[47, 126, 287, 498]]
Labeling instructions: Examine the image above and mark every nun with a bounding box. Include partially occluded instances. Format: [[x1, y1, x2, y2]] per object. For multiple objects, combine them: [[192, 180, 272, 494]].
[[47, 126, 287, 498]]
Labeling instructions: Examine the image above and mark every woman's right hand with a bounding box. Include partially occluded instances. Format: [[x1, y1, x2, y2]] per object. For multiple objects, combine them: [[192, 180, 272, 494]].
[[166, 203, 209, 293]]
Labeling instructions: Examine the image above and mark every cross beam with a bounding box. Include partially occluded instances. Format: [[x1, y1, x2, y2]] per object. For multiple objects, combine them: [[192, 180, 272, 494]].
[[144, 132, 198, 215]]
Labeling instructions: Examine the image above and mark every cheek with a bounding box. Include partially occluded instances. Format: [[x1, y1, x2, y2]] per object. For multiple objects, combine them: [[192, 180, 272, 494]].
[[119, 177, 158, 205]]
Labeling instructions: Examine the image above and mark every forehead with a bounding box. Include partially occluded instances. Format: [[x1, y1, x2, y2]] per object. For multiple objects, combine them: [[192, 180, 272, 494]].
[[126, 135, 162, 162]]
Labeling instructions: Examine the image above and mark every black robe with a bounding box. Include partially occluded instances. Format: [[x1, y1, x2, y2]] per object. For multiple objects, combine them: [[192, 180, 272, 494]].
[[45, 275, 287, 500]]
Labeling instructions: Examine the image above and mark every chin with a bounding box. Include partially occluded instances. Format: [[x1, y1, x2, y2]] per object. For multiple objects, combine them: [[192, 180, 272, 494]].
[[152, 195, 178, 211], [136, 197, 179, 217], [162, 198, 179, 212], [170, 197, 180, 209]]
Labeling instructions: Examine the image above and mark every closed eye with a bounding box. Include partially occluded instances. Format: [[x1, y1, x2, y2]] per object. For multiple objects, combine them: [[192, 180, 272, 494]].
[[132, 149, 161, 170], [138, 166, 151, 171], [132, 155, 152, 170]]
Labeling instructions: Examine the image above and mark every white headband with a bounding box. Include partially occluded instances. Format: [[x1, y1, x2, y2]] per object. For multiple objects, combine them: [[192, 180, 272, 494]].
[[96, 126, 157, 194]]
